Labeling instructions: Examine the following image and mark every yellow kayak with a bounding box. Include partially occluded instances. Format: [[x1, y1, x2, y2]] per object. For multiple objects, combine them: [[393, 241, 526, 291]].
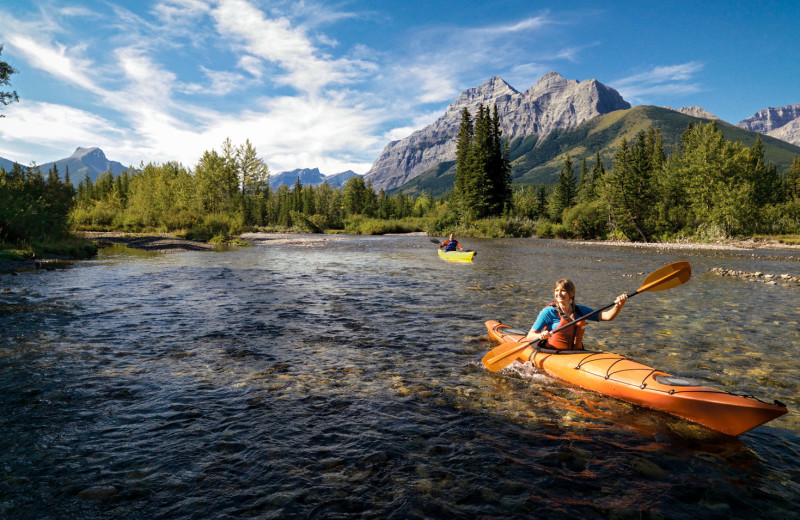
[[438, 249, 476, 262]]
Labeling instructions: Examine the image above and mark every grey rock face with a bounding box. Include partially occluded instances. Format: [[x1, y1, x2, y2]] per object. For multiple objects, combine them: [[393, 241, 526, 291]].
[[739, 104, 800, 133], [738, 103, 800, 147], [365, 72, 631, 190], [676, 106, 720, 120], [766, 117, 800, 147]]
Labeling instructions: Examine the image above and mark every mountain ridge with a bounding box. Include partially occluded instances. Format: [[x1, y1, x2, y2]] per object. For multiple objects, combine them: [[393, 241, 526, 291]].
[[394, 105, 800, 197], [0, 147, 128, 184], [364, 72, 632, 191], [738, 103, 800, 146], [269, 167, 360, 189]]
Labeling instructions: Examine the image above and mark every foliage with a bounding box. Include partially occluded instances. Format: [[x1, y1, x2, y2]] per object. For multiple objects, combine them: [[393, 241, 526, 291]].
[[1, 162, 75, 245], [68, 139, 427, 238], [562, 201, 608, 239], [0, 44, 19, 115]]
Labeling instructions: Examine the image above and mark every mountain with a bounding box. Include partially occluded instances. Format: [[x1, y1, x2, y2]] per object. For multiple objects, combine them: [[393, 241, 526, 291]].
[[364, 72, 631, 191], [397, 105, 800, 197], [324, 170, 360, 188], [675, 106, 720, 120], [269, 167, 360, 189], [738, 103, 800, 146], [0, 147, 128, 184]]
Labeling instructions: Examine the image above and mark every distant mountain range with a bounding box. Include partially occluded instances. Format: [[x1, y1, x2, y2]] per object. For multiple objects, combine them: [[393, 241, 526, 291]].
[[0, 147, 128, 184], [269, 167, 361, 189], [0, 148, 360, 189]]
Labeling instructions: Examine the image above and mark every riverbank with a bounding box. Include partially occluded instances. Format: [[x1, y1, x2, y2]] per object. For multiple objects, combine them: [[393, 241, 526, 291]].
[[78, 231, 219, 252]]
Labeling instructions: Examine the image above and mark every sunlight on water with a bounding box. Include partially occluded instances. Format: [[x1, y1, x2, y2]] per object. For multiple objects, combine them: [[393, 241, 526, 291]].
[[1, 236, 798, 518]]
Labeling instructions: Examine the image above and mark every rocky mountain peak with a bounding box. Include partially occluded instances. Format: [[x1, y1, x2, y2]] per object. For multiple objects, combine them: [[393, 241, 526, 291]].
[[737, 103, 800, 147], [365, 72, 630, 191], [738, 104, 800, 134], [675, 106, 720, 120], [448, 76, 519, 113], [70, 147, 107, 160]]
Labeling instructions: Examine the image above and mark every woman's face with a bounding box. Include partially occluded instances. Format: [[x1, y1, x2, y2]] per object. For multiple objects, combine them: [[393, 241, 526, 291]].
[[554, 284, 573, 306]]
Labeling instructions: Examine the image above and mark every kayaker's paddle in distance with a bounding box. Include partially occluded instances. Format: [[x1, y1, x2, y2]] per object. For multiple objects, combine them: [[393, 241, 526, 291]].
[[482, 261, 691, 372]]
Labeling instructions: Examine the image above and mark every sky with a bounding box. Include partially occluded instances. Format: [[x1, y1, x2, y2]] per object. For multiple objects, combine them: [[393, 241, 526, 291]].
[[0, 0, 798, 175]]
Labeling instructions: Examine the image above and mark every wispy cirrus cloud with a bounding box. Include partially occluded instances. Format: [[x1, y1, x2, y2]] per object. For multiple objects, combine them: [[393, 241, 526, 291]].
[[613, 62, 705, 101]]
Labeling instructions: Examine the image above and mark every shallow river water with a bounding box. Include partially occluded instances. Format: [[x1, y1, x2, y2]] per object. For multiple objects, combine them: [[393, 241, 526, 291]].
[[1, 235, 799, 519]]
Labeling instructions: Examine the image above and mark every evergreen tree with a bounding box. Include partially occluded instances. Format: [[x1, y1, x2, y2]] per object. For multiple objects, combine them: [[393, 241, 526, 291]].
[[577, 157, 589, 203], [786, 156, 800, 201], [452, 107, 474, 220], [549, 155, 576, 221], [601, 133, 658, 242]]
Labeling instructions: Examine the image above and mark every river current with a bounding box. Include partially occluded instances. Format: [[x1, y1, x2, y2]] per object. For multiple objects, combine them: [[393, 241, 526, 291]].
[[1, 235, 798, 519]]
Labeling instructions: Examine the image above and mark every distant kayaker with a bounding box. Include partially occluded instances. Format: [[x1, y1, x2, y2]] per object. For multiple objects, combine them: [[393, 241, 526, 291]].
[[439, 233, 463, 252], [524, 279, 627, 350]]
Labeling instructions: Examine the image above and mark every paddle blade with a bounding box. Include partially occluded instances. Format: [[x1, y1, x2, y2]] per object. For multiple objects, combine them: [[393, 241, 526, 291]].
[[482, 341, 532, 372], [637, 261, 691, 293]]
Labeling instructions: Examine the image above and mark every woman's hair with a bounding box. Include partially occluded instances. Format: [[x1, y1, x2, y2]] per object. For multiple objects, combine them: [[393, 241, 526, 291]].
[[554, 279, 576, 299]]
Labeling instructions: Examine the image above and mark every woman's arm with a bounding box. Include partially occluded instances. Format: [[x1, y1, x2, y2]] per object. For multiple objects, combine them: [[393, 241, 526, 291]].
[[598, 294, 627, 321]]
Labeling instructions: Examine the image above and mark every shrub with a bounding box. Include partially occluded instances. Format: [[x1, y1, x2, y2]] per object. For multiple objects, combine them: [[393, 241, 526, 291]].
[[563, 201, 608, 239]]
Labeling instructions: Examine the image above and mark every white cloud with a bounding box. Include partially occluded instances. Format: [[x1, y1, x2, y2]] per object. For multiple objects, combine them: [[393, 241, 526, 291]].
[[8, 35, 102, 94], [210, 0, 371, 93], [614, 62, 704, 101], [0, 101, 123, 151], [238, 55, 264, 78]]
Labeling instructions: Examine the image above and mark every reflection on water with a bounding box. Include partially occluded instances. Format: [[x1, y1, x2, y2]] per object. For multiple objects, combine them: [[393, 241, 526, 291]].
[[1, 236, 799, 519]]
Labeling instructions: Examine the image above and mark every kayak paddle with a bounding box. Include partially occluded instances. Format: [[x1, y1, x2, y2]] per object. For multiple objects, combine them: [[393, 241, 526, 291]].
[[482, 261, 692, 372]]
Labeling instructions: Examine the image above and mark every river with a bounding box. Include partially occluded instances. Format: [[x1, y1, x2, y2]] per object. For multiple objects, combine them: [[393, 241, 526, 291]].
[[1, 235, 798, 519]]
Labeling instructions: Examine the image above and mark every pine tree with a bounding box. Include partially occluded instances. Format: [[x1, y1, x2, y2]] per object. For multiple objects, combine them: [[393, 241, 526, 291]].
[[602, 134, 658, 242], [786, 156, 800, 201], [452, 107, 474, 220], [549, 155, 576, 221], [577, 157, 589, 203]]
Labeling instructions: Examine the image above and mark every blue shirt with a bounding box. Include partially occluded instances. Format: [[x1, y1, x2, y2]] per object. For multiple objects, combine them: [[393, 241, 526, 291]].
[[532, 305, 598, 332]]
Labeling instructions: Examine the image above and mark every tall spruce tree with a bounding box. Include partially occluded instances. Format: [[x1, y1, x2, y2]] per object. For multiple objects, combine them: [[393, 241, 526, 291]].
[[452, 107, 474, 220], [786, 156, 800, 201], [549, 155, 576, 221], [602, 132, 658, 242], [452, 104, 510, 222]]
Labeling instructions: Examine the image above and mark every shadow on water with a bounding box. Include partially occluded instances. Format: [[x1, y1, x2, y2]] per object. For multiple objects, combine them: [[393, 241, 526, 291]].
[[1, 235, 798, 519]]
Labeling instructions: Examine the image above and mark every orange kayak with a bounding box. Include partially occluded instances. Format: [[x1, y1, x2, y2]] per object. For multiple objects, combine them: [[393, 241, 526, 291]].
[[485, 320, 787, 436]]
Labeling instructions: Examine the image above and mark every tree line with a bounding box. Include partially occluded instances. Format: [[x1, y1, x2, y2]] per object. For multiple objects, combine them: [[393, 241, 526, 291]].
[[4, 107, 800, 254], [516, 122, 800, 241], [67, 138, 433, 239]]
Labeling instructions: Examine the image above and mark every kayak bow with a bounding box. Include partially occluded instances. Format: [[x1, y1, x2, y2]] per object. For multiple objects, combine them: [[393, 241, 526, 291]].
[[484, 320, 788, 436]]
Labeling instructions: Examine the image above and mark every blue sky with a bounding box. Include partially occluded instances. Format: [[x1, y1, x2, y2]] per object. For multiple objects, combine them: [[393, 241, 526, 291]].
[[0, 0, 798, 175]]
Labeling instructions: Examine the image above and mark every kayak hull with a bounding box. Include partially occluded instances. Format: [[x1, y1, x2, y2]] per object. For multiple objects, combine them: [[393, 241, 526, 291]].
[[438, 249, 475, 261], [485, 320, 787, 436]]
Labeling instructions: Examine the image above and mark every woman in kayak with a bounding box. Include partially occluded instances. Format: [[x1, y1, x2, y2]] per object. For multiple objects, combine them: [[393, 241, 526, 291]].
[[524, 279, 628, 350], [439, 233, 463, 252]]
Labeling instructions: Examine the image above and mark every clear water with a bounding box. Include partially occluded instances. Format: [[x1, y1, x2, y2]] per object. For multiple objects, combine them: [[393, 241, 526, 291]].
[[1, 236, 798, 519]]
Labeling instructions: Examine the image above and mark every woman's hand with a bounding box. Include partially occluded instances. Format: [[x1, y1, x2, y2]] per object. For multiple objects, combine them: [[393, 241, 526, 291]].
[[614, 293, 628, 307]]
